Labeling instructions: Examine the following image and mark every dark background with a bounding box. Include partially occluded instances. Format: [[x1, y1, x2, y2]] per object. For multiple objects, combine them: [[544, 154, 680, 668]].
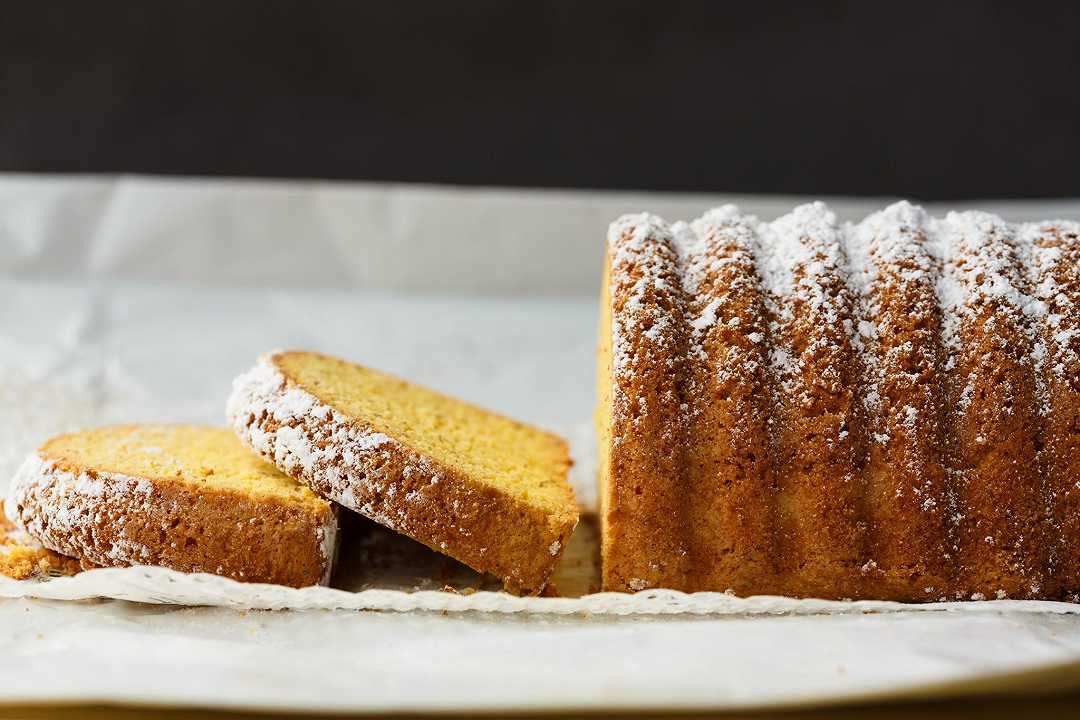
[[3, 1, 1078, 199]]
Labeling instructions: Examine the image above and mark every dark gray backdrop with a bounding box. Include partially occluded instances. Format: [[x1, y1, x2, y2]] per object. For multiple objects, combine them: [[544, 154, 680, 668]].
[[3, 1, 1078, 198]]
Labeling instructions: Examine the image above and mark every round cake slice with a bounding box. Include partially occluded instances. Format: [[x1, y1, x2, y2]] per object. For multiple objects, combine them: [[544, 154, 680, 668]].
[[5, 425, 338, 587], [227, 350, 579, 594]]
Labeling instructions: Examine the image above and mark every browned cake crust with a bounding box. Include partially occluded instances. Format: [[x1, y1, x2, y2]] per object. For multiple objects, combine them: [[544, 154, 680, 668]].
[[944, 215, 1049, 598], [227, 352, 578, 595], [6, 443, 336, 588], [1036, 223, 1080, 599], [600, 202, 1080, 601], [854, 211, 955, 598], [675, 215, 779, 594], [600, 216, 694, 592]]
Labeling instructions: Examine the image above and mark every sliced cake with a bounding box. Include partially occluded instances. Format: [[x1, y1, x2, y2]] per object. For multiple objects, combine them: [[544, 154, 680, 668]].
[[5, 425, 337, 587], [227, 350, 579, 594]]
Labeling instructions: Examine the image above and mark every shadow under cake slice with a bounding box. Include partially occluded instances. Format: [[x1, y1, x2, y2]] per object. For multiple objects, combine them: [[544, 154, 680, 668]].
[[227, 350, 579, 595], [5, 424, 338, 587]]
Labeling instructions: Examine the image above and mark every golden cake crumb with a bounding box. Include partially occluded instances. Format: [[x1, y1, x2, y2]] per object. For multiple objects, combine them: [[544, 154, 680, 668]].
[[0, 516, 81, 580]]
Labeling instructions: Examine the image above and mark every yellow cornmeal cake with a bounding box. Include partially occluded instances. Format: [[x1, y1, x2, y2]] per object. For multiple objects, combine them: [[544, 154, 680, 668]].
[[5, 425, 338, 587], [0, 515, 82, 580], [599, 201, 1080, 601], [227, 350, 579, 594]]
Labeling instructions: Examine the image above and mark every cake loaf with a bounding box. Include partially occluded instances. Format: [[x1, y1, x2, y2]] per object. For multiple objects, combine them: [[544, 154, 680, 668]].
[[227, 350, 579, 594], [6, 425, 338, 587], [598, 201, 1079, 601]]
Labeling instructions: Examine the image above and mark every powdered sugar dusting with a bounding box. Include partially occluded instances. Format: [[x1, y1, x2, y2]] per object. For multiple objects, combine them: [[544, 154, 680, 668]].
[[607, 202, 1068, 440], [757, 202, 852, 401], [227, 358, 413, 533], [7, 453, 157, 568], [671, 206, 779, 470], [607, 213, 684, 388], [681, 208, 762, 325], [845, 201, 938, 443], [1018, 219, 1080, 394], [929, 210, 1049, 396]]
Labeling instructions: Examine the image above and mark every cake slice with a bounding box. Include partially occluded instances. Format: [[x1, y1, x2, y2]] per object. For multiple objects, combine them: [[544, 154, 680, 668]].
[[5, 425, 337, 587], [227, 350, 579, 594]]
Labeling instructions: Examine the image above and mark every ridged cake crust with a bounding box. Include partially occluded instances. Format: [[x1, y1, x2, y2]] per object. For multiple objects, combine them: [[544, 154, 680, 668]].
[[600, 201, 1080, 601], [6, 430, 337, 588], [227, 352, 577, 595]]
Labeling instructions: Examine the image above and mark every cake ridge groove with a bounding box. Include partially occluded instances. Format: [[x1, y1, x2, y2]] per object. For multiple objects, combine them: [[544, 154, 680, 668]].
[[934, 212, 1049, 598], [1020, 220, 1080, 598], [759, 202, 870, 597], [845, 201, 956, 599], [675, 209, 780, 593], [604, 213, 694, 591]]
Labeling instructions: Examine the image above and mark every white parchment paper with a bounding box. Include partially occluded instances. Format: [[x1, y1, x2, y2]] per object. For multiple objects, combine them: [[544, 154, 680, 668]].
[[2, 174, 1080, 714]]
